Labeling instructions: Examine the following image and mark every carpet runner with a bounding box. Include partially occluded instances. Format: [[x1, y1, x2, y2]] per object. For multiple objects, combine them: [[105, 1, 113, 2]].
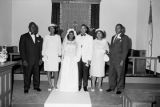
[[44, 90, 91, 107]]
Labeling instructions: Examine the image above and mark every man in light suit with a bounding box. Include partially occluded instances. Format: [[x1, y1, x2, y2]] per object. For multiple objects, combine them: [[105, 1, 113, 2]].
[[106, 24, 130, 94], [77, 24, 93, 91], [19, 22, 43, 93]]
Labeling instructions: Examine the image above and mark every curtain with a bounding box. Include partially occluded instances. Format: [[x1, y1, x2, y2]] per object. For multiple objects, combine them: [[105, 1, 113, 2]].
[[51, 2, 60, 25], [91, 4, 100, 29]]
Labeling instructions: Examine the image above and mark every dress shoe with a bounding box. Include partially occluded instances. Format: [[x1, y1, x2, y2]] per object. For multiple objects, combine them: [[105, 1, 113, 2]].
[[106, 88, 114, 92], [34, 88, 41, 92], [24, 89, 29, 94], [83, 87, 88, 91], [79, 86, 81, 91], [116, 91, 122, 94]]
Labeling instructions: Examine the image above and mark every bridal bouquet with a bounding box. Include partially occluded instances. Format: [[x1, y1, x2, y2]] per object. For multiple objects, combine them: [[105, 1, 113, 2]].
[[0, 46, 8, 63]]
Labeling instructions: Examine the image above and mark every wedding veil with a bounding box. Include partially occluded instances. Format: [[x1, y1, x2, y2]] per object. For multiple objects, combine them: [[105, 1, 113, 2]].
[[62, 28, 77, 59], [63, 28, 77, 44]]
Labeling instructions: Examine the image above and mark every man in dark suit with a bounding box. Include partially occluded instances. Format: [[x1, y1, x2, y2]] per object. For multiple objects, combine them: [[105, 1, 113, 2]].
[[19, 22, 43, 93], [106, 24, 130, 94]]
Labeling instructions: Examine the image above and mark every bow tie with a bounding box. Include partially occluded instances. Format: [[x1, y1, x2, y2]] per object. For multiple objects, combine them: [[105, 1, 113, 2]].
[[81, 34, 86, 36], [31, 33, 36, 36], [31, 32, 37, 35]]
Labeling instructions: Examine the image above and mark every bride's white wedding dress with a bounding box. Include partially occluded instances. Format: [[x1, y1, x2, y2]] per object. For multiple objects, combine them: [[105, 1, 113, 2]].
[[58, 40, 78, 92]]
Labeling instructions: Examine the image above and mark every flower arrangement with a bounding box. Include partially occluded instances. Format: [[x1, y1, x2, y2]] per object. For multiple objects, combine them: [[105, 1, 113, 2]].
[[117, 35, 122, 42], [0, 46, 8, 63]]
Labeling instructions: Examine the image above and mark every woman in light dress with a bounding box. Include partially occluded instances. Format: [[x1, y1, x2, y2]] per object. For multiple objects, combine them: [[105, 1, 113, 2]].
[[58, 29, 78, 92], [42, 24, 61, 91], [90, 29, 109, 92]]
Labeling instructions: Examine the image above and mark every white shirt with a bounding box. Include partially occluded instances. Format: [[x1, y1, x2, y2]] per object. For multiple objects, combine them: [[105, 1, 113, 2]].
[[29, 32, 39, 43], [76, 33, 93, 63], [113, 33, 121, 43]]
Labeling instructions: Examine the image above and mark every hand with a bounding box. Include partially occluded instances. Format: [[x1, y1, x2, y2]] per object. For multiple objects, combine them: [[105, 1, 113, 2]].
[[74, 56, 78, 62], [105, 50, 109, 54], [85, 62, 89, 67], [58, 55, 62, 59], [23, 60, 28, 66], [120, 60, 123, 66], [58, 56, 62, 62], [62, 56, 64, 60], [42, 56, 48, 61], [39, 59, 43, 65], [88, 60, 91, 65]]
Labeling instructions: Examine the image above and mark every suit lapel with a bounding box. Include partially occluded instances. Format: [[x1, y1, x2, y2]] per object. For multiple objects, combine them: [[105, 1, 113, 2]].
[[35, 36, 42, 45], [27, 33, 36, 45], [113, 34, 124, 44], [111, 35, 116, 45]]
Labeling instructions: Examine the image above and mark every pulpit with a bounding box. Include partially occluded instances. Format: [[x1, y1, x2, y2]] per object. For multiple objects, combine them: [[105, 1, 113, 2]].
[[0, 61, 17, 107]]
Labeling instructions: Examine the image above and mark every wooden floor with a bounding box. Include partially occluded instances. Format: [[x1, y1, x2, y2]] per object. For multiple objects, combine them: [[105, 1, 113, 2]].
[[11, 80, 160, 107]]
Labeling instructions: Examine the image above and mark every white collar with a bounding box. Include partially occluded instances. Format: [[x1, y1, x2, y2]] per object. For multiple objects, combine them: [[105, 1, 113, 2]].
[[116, 33, 121, 39], [29, 32, 39, 37], [29, 32, 32, 35]]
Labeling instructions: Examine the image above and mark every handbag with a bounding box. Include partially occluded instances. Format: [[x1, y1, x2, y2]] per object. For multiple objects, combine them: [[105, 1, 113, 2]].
[[104, 54, 109, 62]]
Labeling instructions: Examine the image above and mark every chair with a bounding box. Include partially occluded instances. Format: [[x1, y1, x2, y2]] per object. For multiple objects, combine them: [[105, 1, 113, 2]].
[[7, 46, 23, 74], [126, 49, 146, 75]]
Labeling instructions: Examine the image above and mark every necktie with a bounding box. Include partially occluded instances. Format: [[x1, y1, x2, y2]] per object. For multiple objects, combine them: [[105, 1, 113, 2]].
[[34, 34, 37, 43], [81, 34, 86, 36]]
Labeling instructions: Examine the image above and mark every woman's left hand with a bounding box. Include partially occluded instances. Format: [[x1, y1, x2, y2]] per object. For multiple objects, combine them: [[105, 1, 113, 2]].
[[88, 60, 91, 65], [39, 59, 43, 65], [105, 50, 109, 54], [120, 60, 123, 66]]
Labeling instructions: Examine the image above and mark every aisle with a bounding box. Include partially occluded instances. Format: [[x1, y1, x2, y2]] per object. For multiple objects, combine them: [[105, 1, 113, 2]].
[[44, 90, 91, 107], [12, 81, 125, 107]]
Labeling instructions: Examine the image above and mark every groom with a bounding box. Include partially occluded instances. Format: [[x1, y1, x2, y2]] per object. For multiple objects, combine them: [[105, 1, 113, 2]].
[[77, 24, 93, 91]]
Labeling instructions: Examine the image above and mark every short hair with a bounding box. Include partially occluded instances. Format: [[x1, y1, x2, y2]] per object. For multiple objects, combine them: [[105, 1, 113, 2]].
[[48, 26, 58, 34], [67, 31, 75, 41], [115, 23, 123, 29], [28, 22, 37, 31], [121, 26, 126, 34], [35, 24, 39, 34], [95, 30, 106, 39], [81, 24, 89, 34]]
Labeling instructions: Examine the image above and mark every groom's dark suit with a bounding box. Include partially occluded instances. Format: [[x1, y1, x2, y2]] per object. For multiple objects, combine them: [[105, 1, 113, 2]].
[[19, 32, 43, 90], [108, 33, 129, 91]]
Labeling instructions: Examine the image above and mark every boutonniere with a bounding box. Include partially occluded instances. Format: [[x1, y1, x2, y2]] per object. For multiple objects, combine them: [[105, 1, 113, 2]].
[[117, 36, 121, 39], [117, 36, 122, 42], [36, 34, 39, 37]]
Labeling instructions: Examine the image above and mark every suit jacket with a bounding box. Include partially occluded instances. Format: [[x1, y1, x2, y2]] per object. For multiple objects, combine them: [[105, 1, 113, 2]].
[[19, 32, 43, 65], [109, 33, 129, 64], [76, 33, 93, 63]]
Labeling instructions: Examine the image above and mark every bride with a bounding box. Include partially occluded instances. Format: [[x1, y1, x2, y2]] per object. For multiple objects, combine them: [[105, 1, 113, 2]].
[[58, 29, 78, 92]]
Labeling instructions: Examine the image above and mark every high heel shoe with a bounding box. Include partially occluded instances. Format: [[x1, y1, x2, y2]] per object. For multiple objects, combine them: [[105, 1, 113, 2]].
[[91, 88, 95, 92], [48, 86, 54, 91], [99, 88, 103, 92]]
